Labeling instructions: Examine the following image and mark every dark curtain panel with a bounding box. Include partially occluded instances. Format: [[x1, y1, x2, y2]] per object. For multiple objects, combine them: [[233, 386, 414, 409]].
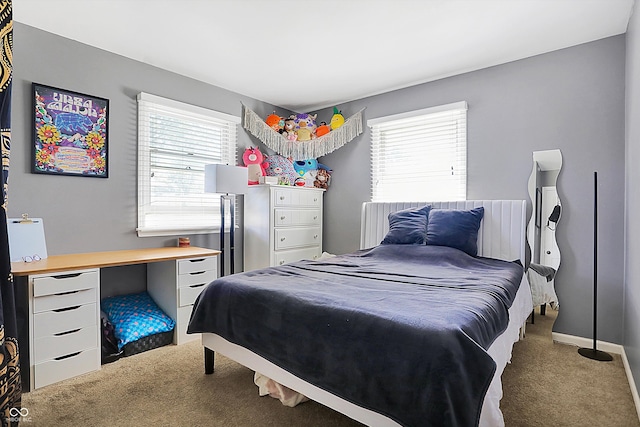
[[0, 2, 21, 426]]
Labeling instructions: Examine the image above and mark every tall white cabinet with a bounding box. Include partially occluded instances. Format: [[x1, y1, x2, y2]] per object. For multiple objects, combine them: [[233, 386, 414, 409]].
[[245, 185, 324, 271]]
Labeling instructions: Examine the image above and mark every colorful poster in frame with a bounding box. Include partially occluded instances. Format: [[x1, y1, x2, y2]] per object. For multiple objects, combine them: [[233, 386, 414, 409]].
[[32, 83, 109, 177]]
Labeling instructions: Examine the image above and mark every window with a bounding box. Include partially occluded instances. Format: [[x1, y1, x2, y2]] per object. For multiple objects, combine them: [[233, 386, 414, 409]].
[[368, 101, 467, 202], [136, 93, 240, 237]]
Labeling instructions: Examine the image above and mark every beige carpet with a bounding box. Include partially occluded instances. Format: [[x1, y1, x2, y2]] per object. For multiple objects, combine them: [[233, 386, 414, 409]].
[[21, 307, 640, 426]]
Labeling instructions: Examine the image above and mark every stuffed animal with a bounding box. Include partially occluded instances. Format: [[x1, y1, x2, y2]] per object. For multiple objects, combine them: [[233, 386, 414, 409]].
[[314, 168, 332, 189], [315, 121, 330, 137], [293, 159, 318, 177], [330, 107, 345, 130], [265, 112, 283, 132], [264, 155, 297, 185], [242, 147, 269, 185], [294, 113, 317, 141], [293, 159, 318, 187], [281, 118, 297, 141]]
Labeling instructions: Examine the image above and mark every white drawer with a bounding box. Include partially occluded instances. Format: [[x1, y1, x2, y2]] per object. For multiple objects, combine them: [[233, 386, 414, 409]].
[[33, 303, 97, 338], [274, 189, 322, 207], [274, 209, 321, 227], [33, 288, 96, 313], [178, 269, 217, 288], [178, 283, 208, 307], [33, 325, 98, 363], [33, 270, 99, 297], [176, 305, 199, 345], [274, 247, 322, 266], [178, 257, 217, 275], [274, 227, 321, 250], [34, 347, 99, 389]]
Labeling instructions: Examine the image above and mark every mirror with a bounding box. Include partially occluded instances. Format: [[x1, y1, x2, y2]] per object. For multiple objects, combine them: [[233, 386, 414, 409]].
[[527, 149, 562, 318]]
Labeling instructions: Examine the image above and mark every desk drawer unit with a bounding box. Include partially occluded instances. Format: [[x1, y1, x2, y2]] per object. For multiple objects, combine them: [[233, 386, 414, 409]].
[[245, 185, 324, 271], [29, 268, 100, 389], [147, 256, 218, 345]]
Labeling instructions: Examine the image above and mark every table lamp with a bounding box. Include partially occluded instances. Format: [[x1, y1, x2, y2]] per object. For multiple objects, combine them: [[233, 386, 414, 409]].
[[204, 164, 247, 276]]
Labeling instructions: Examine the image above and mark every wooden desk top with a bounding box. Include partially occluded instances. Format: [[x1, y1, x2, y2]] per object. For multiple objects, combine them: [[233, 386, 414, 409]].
[[11, 246, 221, 276]]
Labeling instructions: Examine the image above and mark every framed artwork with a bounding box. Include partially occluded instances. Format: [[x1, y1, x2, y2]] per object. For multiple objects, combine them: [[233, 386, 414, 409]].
[[32, 83, 109, 177], [535, 188, 542, 228]]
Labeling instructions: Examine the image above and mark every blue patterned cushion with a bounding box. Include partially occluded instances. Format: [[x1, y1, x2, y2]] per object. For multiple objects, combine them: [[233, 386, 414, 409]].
[[381, 205, 432, 245], [426, 207, 484, 256], [101, 292, 175, 350]]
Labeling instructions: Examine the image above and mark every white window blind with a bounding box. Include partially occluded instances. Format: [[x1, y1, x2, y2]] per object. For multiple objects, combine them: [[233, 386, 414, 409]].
[[137, 93, 240, 237], [369, 101, 467, 202]]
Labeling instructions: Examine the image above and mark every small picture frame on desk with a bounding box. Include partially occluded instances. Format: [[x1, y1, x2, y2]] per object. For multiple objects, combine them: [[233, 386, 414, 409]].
[[32, 83, 109, 178]]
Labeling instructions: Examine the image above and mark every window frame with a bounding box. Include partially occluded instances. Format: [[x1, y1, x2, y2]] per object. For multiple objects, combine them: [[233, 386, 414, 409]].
[[368, 101, 468, 203], [136, 92, 240, 237]]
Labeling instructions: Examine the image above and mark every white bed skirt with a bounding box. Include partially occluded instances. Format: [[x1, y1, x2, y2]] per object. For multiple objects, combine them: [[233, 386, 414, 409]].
[[200, 274, 533, 426]]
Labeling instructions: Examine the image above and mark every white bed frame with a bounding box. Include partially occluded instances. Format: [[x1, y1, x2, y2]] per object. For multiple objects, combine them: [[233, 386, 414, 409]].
[[201, 200, 532, 427]]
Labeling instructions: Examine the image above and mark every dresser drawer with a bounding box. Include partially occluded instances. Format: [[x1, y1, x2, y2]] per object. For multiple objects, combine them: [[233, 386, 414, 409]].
[[178, 283, 208, 307], [274, 189, 322, 208], [274, 209, 321, 227], [274, 227, 321, 250], [178, 257, 217, 275], [33, 288, 96, 313], [33, 303, 97, 338], [33, 269, 99, 297], [176, 305, 199, 344], [33, 325, 98, 363], [34, 347, 99, 389], [274, 247, 322, 266], [177, 269, 217, 288]]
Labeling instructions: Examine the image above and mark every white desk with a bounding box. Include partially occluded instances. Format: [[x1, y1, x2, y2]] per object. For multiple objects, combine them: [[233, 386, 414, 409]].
[[12, 246, 220, 391]]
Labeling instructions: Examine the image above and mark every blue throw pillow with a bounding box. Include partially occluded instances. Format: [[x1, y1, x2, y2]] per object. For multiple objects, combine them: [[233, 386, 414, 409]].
[[381, 205, 432, 245], [426, 207, 484, 256]]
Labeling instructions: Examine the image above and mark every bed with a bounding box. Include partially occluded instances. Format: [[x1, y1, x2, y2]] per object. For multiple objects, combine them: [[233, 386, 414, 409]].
[[188, 200, 533, 427]]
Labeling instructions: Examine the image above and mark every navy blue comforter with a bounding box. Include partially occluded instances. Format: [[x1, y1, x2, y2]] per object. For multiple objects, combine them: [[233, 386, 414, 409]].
[[188, 245, 523, 427]]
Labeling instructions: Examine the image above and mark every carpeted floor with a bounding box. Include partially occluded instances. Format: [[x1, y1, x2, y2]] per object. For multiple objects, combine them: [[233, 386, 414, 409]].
[[21, 306, 640, 426]]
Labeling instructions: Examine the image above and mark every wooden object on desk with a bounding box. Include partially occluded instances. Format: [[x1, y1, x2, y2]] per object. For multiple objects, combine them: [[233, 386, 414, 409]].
[[11, 246, 220, 276]]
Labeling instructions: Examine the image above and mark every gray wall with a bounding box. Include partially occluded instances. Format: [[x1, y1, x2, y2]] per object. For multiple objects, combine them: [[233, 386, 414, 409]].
[[625, 3, 640, 400], [10, 23, 279, 274], [321, 36, 626, 344]]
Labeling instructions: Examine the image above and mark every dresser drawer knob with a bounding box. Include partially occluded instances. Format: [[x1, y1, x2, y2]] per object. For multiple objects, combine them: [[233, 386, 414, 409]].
[[313, 234, 318, 239], [279, 261, 285, 265], [313, 198, 318, 202], [280, 196, 285, 200], [280, 216, 286, 220], [313, 216, 318, 220], [280, 237, 286, 241]]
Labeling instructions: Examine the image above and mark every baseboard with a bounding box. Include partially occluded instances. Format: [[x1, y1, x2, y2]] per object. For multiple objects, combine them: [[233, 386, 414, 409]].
[[622, 347, 640, 423], [551, 332, 623, 354], [552, 332, 640, 421]]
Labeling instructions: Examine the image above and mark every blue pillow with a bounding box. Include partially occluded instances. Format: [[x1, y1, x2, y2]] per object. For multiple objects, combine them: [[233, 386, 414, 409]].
[[426, 207, 484, 256], [381, 205, 432, 245], [102, 292, 175, 350]]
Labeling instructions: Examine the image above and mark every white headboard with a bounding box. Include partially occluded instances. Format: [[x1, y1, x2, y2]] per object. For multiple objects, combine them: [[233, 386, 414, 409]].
[[360, 200, 527, 264]]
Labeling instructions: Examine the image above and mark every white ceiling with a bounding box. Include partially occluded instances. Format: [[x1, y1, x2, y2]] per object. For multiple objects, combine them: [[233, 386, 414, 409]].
[[14, 0, 635, 112]]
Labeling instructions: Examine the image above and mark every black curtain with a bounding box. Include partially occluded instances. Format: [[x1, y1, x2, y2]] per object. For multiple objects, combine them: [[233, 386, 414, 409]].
[[0, 1, 22, 425]]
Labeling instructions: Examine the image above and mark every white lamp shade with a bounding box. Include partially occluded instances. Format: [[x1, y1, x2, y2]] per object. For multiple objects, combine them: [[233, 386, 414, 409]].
[[204, 164, 248, 195]]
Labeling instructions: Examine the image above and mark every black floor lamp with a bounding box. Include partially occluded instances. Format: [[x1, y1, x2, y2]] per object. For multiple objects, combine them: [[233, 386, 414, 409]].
[[204, 164, 247, 277], [578, 171, 612, 362]]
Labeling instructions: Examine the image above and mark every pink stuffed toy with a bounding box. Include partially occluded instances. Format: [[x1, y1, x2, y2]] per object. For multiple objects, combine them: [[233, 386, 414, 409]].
[[243, 147, 269, 185]]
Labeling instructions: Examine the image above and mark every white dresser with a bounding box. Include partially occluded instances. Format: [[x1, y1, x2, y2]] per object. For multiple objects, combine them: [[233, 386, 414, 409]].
[[245, 185, 324, 271], [29, 268, 100, 390]]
